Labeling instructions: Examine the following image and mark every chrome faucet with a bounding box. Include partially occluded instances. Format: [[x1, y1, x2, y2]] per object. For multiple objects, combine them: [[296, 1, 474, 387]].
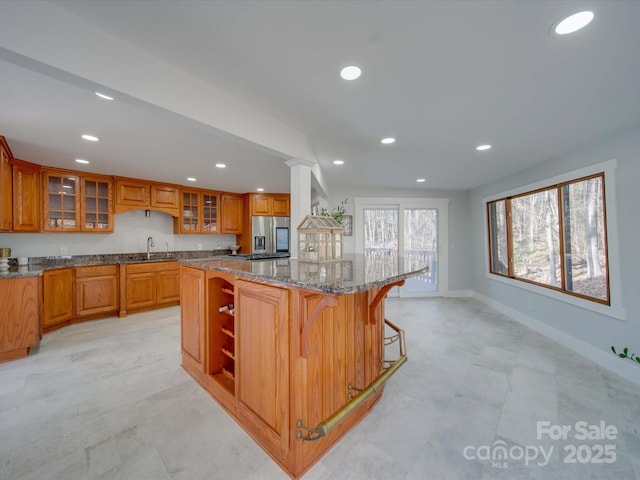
[[164, 241, 170, 258], [147, 236, 155, 260]]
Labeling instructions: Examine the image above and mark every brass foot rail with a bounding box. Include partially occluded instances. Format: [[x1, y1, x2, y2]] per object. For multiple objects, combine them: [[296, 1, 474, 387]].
[[296, 318, 407, 441]]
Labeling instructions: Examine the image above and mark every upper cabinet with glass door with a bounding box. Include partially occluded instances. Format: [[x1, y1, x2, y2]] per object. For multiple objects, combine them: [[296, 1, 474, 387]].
[[177, 189, 201, 233], [202, 192, 218, 233], [81, 175, 113, 232], [43, 170, 80, 232]]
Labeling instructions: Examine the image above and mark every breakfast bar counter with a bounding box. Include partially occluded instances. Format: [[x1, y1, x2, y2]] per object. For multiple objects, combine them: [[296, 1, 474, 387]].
[[179, 254, 427, 478]]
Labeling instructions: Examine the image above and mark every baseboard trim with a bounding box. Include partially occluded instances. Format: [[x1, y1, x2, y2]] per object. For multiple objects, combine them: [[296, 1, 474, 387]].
[[471, 291, 640, 387]]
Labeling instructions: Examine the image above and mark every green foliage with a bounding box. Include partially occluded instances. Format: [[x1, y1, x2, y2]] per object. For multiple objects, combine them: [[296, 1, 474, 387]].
[[318, 198, 348, 225], [611, 346, 640, 365]]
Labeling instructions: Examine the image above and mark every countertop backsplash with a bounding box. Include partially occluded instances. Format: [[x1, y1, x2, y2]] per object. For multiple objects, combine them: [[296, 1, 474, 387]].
[[0, 210, 239, 258]]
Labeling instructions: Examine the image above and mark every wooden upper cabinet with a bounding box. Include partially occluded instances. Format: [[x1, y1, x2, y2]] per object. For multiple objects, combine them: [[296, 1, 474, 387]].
[[12, 160, 41, 232], [220, 193, 243, 234], [203, 192, 218, 233], [249, 193, 290, 217], [175, 189, 219, 234], [177, 189, 201, 233], [115, 178, 180, 217], [42, 170, 80, 232], [0, 137, 13, 231], [150, 184, 180, 216], [272, 195, 290, 216], [81, 175, 113, 232], [114, 177, 149, 213]]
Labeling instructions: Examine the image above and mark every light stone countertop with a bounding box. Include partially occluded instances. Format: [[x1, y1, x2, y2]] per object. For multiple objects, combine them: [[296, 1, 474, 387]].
[[180, 253, 429, 294]]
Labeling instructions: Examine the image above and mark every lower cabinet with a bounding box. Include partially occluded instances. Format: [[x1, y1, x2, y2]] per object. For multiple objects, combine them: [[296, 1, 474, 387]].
[[0, 276, 40, 363], [121, 261, 180, 316], [75, 265, 119, 318], [180, 266, 205, 370], [235, 279, 290, 456], [43, 268, 74, 332]]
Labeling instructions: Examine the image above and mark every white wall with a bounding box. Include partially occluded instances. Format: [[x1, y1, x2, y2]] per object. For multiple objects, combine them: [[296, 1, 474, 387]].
[[469, 124, 640, 382], [0, 210, 237, 258], [327, 185, 471, 292]]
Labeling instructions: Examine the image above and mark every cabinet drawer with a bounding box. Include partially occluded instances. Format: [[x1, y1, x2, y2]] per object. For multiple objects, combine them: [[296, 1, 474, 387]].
[[127, 261, 178, 274], [75, 265, 117, 278]]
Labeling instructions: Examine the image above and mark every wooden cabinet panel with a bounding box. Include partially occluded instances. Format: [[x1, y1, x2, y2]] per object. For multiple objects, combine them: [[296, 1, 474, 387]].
[[150, 184, 180, 216], [180, 266, 205, 366], [12, 161, 40, 232], [114, 178, 149, 213], [236, 280, 289, 455], [122, 261, 180, 315], [43, 269, 74, 329], [0, 138, 12, 231], [0, 276, 40, 363], [220, 193, 243, 234], [81, 175, 113, 232], [126, 272, 156, 310], [251, 195, 271, 216], [272, 195, 290, 216], [75, 265, 118, 317], [157, 268, 180, 305], [42, 170, 80, 232]]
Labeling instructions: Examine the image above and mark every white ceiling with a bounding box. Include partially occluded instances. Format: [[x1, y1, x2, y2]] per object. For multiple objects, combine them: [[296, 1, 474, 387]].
[[2, 0, 640, 193]]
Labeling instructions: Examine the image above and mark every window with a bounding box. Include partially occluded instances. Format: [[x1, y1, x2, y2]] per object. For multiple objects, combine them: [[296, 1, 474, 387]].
[[487, 173, 609, 305]]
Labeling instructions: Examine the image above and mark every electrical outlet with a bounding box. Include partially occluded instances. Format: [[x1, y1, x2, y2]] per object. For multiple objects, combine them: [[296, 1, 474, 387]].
[[197, 243, 203, 250], [60, 246, 68, 255]]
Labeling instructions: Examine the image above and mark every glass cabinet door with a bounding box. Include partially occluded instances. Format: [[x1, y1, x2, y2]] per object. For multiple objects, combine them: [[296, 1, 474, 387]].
[[182, 191, 200, 232], [203, 193, 218, 232], [82, 176, 113, 232], [44, 171, 80, 231]]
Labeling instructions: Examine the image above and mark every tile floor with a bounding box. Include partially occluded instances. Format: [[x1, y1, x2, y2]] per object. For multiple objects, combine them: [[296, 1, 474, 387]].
[[1, 298, 639, 480]]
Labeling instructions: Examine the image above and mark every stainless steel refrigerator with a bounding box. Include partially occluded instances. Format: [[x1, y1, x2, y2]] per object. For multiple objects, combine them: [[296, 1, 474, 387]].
[[251, 216, 290, 254]]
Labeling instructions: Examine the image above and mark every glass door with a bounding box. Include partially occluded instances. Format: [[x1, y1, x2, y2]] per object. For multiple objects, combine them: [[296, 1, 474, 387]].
[[357, 197, 448, 296], [403, 208, 438, 293], [363, 207, 400, 296]]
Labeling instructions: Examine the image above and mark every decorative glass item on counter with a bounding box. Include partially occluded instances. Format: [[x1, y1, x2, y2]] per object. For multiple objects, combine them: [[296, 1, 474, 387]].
[[0, 247, 11, 272], [297, 215, 343, 263]]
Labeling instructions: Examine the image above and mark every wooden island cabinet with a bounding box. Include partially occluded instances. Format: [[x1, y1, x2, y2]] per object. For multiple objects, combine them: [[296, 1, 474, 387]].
[[180, 255, 426, 478]]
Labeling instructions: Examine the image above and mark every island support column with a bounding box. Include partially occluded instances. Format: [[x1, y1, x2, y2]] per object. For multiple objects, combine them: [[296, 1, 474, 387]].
[[286, 158, 315, 259]]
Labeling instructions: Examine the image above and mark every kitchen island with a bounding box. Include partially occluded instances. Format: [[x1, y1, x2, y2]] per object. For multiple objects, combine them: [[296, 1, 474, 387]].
[[179, 254, 428, 478]]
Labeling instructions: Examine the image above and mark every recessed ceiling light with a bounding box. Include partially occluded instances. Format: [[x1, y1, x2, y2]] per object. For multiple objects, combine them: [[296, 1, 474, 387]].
[[554, 11, 594, 35], [215, 163, 226, 168], [95, 92, 114, 101], [257, 188, 264, 192], [75, 159, 90, 164], [340, 65, 361, 81], [187, 177, 196, 182], [476, 144, 492, 151], [333, 160, 345, 165], [381, 137, 396, 145], [81, 134, 99, 142], [416, 178, 426, 183]]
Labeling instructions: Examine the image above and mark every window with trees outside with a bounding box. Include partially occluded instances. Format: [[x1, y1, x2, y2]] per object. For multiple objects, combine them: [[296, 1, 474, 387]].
[[487, 173, 609, 305]]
